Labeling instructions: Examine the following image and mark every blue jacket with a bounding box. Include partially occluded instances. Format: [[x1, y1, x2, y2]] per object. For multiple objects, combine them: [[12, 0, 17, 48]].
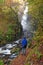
[[21, 38, 27, 48]]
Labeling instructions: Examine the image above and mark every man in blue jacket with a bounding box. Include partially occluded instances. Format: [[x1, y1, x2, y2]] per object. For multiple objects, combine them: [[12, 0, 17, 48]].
[[21, 37, 27, 55]]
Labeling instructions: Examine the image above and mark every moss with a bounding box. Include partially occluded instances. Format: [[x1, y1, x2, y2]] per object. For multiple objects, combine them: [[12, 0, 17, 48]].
[[0, 6, 22, 44], [11, 47, 20, 53]]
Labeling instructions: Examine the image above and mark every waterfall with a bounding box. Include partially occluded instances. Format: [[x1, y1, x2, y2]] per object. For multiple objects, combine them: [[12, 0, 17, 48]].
[[21, 5, 32, 37], [21, 6, 28, 30]]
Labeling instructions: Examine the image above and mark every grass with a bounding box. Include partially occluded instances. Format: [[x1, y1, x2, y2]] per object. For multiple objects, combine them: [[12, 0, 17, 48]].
[[25, 41, 43, 65], [0, 59, 4, 65]]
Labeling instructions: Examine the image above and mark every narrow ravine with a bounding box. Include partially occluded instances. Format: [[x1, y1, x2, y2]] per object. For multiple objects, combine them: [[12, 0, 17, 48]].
[[0, 2, 32, 58], [0, 2, 33, 63]]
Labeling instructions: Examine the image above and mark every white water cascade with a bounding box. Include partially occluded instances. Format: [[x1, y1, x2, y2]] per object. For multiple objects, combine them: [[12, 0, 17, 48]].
[[21, 5, 31, 31], [21, 5, 32, 37]]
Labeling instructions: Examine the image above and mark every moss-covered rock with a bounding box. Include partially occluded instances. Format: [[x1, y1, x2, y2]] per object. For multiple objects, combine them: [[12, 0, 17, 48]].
[[0, 6, 22, 45]]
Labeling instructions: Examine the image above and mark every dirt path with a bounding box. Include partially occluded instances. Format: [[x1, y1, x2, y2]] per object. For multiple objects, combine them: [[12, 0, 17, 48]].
[[10, 48, 31, 65]]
